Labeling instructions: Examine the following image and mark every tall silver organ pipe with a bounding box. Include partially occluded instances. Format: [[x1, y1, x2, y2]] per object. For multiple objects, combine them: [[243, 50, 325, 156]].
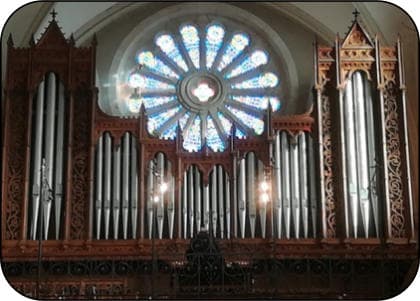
[[122, 133, 130, 239], [95, 136, 103, 240], [167, 161, 175, 239], [156, 153, 165, 239], [182, 171, 188, 238], [147, 160, 154, 239], [217, 166, 224, 238], [43, 73, 57, 238], [308, 134, 317, 237], [290, 138, 300, 238], [354, 72, 370, 237], [104, 133, 112, 239], [30, 73, 69, 240], [211, 166, 218, 237], [281, 132, 291, 239], [364, 78, 379, 237], [342, 71, 379, 238], [54, 82, 65, 239], [258, 160, 267, 238], [344, 78, 359, 238], [112, 146, 121, 240], [247, 153, 256, 238], [232, 155, 238, 238], [30, 78, 45, 240], [194, 166, 201, 233], [130, 139, 138, 239], [225, 175, 231, 239], [203, 184, 210, 231], [188, 166, 195, 237], [274, 132, 282, 238], [298, 133, 308, 238], [238, 158, 246, 238]]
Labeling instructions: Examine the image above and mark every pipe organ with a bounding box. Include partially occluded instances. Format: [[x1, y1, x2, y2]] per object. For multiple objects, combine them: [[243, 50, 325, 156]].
[[94, 132, 138, 239], [2, 11, 416, 300], [29, 73, 67, 240]]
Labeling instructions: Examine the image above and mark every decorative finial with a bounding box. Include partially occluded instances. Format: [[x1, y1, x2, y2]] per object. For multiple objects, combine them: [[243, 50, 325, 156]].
[[352, 9, 360, 22], [50, 9, 58, 21], [29, 33, 36, 46]]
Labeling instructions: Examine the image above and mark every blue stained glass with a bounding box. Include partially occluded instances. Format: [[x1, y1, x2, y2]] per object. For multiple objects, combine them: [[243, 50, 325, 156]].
[[235, 128, 247, 139], [205, 25, 225, 69], [128, 74, 175, 91], [269, 97, 281, 111], [179, 112, 191, 130], [230, 96, 281, 111], [231, 96, 268, 110], [217, 33, 249, 72], [217, 112, 232, 135], [147, 106, 181, 134], [127, 97, 142, 113], [226, 105, 264, 135], [180, 25, 200, 69], [231, 72, 278, 89], [142, 96, 177, 109], [160, 122, 177, 140], [137, 51, 179, 79], [155, 34, 188, 72], [226, 50, 268, 79], [206, 116, 225, 152], [183, 116, 202, 152]]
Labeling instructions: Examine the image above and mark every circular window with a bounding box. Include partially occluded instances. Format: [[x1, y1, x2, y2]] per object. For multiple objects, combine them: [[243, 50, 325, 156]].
[[126, 22, 281, 152]]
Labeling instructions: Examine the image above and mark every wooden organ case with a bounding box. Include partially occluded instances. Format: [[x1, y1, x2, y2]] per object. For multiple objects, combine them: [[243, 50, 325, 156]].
[[1, 14, 417, 299]]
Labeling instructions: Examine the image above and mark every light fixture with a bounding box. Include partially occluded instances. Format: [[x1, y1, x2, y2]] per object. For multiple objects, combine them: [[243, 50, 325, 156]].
[[261, 192, 269, 204], [260, 180, 269, 192], [160, 182, 168, 193], [153, 195, 159, 203]]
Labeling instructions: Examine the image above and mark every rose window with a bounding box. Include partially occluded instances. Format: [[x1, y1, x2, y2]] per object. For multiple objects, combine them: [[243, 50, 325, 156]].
[[126, 22, 281, 152]]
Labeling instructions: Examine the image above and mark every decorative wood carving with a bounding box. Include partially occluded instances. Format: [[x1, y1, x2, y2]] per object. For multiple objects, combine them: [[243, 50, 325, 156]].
[[383, 81, 406, 238]]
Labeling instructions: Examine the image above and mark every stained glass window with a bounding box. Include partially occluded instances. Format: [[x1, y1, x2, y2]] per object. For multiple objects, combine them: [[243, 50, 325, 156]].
[[180, 25, 200, 69], [183, 115, 202, 152], [207, 116, 225, 152], [206, 24, 225, 69], [137, 51, 179, 79], [125, 21, 281, 152]]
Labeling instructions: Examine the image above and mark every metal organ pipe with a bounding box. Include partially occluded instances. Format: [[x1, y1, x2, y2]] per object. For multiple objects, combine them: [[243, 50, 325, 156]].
[[218, 166, 225, 238], [354, 72, 370, 237], [103, 133, 112, 239], [112, 145, 121, 239], [54, 82, 65, 239], [147, 160, 154, 239], [298, 133, 308, 238], [122, 133, 130, 239], [225, 175, 231, 239], [211, 166, 218, 237], [247, 153, 256, 238], [43, 73, 57, 238], [157, 153, 165, 239], [130, 138, 138, 239], [95, 136, 103, 240], [308, 134, 317, 238], [30, 78, 45, 240], [168, 165, 175, 239], [274, 131, 282, 238], [290, 137, 300, 238], [182, 171, 188, 238], [238, 158, 246, 238], [344, 77, 359, 238], [364, 78, 379, 237], [188, 166, 194, 237], [194, 166, 201, 233], [258, 160, 267, 238], [203, 184, 210, 232], [281, 132, 291, 239]]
